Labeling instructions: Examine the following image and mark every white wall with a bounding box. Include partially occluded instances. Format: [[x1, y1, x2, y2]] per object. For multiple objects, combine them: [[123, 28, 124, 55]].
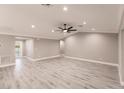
[[0, 35, 15, 64], [64, 33, 118, 64], [24, 38, 60, 59]]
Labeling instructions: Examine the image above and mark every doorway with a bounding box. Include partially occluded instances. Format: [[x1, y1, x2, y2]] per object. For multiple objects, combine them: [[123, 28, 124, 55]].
[[15, 41, 23, 57]]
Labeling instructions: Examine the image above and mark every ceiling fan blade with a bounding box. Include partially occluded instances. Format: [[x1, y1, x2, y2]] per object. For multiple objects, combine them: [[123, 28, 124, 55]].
[[68, 26, 73, 30], [69, 29, 77, 31], [58, 27, 63, 30]]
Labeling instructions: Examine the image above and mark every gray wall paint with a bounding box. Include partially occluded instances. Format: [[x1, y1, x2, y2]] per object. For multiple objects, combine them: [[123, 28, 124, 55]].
[[64, 33, 118, 64], [119, 6, 124, 84], [33, 39, 60, 59], [24, 38, 60, 59], [120, 31, 124, 82], [24, 39, 34, 58], [60, 40, 65, 54], [0, 35, 15, 64]]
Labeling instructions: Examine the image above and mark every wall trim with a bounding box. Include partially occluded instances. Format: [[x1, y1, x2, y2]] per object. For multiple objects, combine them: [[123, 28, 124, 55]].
[[23, 56, 35, 61], [0, 63, 15, 68], [0, 32, 59, 40], [64, 56, 119, 67], [24, 55, 61, 62]]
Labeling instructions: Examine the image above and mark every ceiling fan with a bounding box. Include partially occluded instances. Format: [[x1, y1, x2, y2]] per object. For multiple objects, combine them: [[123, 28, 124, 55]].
[[57, 24, 77, 33]]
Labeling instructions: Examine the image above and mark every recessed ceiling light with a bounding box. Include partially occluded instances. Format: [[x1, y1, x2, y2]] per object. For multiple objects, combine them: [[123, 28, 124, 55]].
[[63, 6, 68, 11], [52, 29, 55, 32], [91, 28, 96, 31], [63, 29, 68, 33], [83, 21, 87, 25], [31, 25, 35, 28]]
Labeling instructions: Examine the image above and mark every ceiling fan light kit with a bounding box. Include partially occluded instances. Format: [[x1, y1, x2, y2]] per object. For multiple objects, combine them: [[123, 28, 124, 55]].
[[55, 24, 77, 33]]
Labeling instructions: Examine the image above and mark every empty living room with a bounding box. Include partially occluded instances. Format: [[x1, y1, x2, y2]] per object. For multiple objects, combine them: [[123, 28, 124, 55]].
[[1, 1, 124, 92]]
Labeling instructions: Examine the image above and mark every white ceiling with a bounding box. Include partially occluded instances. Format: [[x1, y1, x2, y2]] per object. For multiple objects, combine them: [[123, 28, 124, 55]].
[[0, 4, 122, 40]]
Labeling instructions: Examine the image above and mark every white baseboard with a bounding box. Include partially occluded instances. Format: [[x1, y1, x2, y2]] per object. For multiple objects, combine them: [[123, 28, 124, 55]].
[[33, 55, 61, 61], [0, 63, 15, 68], [24, 55, 61, 62], [23, 56, 35, 61], [64, 56, 119, 67]]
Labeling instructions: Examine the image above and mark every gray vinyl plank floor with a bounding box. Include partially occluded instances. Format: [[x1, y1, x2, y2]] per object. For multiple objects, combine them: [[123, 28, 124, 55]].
[[0, 57, 123, 89]]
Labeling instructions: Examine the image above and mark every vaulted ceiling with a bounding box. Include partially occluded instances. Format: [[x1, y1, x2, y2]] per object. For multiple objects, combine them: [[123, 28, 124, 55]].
[[0, 4, 122, 39]]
